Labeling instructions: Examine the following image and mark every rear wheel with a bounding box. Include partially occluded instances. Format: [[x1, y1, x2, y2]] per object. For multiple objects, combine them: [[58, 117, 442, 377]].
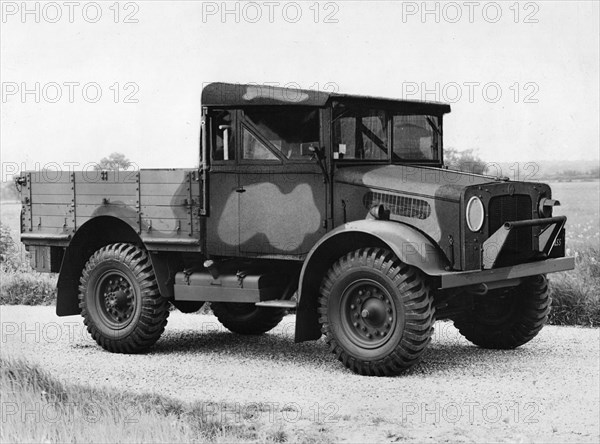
[[319, 248, 435, 376], [453, 275, 550, 349], [211, 302, 286, 335], [79, 243, 169, 353]]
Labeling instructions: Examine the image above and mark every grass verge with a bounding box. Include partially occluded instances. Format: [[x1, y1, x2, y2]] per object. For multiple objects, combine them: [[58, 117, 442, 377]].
[[548, 247, 600, 327], [0, 270, 57, 305], [0, 356, 333, 443]]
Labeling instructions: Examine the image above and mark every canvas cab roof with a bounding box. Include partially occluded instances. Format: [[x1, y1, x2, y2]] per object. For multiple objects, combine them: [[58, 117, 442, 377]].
[[201, 82, 451, 114]]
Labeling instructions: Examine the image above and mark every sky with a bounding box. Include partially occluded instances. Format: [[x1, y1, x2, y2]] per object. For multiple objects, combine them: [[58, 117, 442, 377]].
[[1, 0, 599, 175]]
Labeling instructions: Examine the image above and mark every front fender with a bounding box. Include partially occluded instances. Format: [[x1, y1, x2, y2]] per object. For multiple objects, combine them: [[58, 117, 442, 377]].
[[300, 220, 451, 296], [294, 220, 450, 342]]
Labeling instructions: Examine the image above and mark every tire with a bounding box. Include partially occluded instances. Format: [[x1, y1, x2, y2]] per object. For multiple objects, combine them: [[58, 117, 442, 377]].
[[211, 302, 286, 335], [453, 274, 550, 349], [319, 248, 435, 376], [172, 300, 205, 314], [78, 243, 169, 353]]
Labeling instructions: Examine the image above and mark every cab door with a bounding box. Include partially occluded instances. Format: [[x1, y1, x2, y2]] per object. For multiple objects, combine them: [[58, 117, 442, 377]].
[[237, 107, 328, 257], [205, 109, 239, 256]]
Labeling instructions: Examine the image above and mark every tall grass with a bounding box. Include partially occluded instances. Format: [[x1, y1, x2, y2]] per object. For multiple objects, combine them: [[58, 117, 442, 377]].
[[0, 222, 57, 305], [0, 270, 57, 305], [0, 356, 329, 443], [548, 247, 600, 327], [0, 356, 249, 443]]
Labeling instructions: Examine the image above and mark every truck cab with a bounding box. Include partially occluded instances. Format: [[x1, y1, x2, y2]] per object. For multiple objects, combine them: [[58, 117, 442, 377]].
[[202, 83, 449, 260], [17, 82, 574, 376]]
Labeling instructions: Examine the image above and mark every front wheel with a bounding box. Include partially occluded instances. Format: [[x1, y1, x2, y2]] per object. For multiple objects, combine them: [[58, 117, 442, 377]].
[[319, 248, 435, 376], [79, 243, 170, 353], [452, 274, 550, 349]]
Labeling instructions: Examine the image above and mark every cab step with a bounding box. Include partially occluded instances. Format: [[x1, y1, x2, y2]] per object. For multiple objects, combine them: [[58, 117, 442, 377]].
[[255, 300, 297, 309]]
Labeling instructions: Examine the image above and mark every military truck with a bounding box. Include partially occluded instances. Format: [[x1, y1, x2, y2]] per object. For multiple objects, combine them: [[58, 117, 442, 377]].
[[16, 82, 574, 376]]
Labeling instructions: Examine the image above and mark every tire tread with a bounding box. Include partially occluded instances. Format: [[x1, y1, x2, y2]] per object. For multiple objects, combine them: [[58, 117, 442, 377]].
[[319, 248, 435, 376], [78, 243, 169, 353]]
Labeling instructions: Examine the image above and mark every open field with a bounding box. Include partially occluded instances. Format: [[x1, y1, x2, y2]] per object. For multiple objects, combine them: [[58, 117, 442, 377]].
[[550, 180, 600, 251]]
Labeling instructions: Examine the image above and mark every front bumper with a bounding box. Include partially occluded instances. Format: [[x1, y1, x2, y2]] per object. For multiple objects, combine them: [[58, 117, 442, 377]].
[[437, 256, 575, 289]]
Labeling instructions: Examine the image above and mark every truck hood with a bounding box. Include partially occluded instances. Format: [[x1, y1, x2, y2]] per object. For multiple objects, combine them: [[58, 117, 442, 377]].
[[334, 164, 503, 202]]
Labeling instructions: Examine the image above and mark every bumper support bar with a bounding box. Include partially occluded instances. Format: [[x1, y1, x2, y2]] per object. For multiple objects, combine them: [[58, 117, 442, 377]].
[[482, 216, 566, 269]]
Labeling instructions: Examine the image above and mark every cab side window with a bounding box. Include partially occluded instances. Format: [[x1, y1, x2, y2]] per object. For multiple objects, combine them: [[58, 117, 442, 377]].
[[242, 128, 278, 160], [333, 104, 388, 160], [242, 107, 320, 160], [211, 110, 235, 161]]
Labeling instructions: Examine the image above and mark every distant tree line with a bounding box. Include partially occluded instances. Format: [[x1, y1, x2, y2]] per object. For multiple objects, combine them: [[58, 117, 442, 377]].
[[540, 166, 599, 181], [444, 148, 487, 175]]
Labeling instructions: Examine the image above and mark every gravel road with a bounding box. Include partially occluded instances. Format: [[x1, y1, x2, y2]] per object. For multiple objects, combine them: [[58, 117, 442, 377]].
[[1, 305, 598, 443]]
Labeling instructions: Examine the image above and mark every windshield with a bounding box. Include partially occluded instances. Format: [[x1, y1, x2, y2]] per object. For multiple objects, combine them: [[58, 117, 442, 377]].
[[332, 102, 441, 163]]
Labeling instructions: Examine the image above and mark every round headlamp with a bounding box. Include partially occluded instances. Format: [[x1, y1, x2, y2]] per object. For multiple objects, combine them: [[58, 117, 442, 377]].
[[466, 196, 485, 232]]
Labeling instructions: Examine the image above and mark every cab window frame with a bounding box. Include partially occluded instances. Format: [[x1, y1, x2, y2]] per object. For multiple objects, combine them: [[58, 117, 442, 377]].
[[392, 113, 442, 164], [240, 106, 321, 165], [239, 117, 285, 165], [209, 108, 237, 165], [331, 100, 444, 166]]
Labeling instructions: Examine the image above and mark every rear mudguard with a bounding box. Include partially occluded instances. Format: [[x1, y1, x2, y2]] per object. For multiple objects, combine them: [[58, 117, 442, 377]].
[[55, 215, 174, 316]]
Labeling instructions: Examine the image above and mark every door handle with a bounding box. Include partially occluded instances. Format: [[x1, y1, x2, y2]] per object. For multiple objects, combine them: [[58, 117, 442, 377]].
[[235, 187, 246, 193]]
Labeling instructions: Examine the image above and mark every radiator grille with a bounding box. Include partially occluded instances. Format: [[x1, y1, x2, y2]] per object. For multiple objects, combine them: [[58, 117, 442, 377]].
[[488, 195, 533, 265]]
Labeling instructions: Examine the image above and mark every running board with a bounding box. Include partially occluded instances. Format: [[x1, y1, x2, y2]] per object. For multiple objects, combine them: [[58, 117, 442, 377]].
[[255, 300, 297, 309]]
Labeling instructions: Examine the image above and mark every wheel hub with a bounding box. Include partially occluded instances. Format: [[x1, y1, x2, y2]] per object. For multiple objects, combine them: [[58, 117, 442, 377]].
[[99, 274, 135, 324], [342, 281, 396, 347]]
